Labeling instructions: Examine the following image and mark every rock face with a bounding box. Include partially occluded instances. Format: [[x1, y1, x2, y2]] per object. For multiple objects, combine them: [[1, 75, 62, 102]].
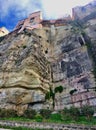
[[0, 29, 51, 114], [0, 1, 96, 113], [46, 24, 96, 109], [72, 1, 96, 21]]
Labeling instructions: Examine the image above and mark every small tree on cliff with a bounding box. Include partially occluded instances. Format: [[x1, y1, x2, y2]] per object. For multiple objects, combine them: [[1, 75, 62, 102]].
[[45, 85, 63, 109]]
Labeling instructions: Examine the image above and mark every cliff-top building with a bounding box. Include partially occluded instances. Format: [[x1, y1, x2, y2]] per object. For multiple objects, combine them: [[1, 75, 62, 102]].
[[0, 27, 9, 37], [15, 11, 43, 32], [15, 11, 72, 32]]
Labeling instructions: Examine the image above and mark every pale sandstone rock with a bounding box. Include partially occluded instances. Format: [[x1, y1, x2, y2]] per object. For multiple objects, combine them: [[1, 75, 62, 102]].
[[0, 30, 51, 113]]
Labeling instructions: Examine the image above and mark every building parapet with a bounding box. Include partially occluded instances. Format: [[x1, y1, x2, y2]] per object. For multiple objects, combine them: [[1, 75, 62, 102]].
[[15, 11, 72, 32]]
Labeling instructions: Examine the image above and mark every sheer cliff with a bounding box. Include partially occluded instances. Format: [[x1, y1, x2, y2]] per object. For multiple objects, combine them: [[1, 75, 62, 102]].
[[0, 1, 96, 113], [0, 29, 51, 114]]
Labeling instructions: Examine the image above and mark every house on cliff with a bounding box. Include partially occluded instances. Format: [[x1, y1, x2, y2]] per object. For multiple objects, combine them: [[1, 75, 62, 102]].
[[0, 27, 9, 37]]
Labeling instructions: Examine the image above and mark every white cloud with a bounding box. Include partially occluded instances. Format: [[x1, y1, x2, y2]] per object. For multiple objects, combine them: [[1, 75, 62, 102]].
[[0, 0, 93, 20], [0, 0, 41, 19], [41, 0, 93, 18]]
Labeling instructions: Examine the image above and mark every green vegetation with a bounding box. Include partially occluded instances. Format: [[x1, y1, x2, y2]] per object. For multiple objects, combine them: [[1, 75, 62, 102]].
[[23, 45, 27, 49], [0, 125, 53, 130], [40, 109, 52, 119], [69, 89, 77, 95], [0, 106, 95, 126], [45, 86, 63, 109], [23, 109, 36, 119], [35, 114, 43, 122], [55, 85, 63, 93], [49, 113, 62, 122], [0, 109, 17, 118], [81, 105, 94, 120], [68, 106, 80, 120]]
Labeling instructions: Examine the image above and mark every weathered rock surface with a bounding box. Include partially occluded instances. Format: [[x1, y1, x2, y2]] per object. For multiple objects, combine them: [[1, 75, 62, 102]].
[[0, 1, 96, 113], [72, 1, 96, 21], [46, 23, 96, 109], [0, 30, 51, 114]]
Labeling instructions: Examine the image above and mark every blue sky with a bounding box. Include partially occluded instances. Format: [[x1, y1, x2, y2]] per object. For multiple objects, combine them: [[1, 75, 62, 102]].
[[0, 0, 93, 31]]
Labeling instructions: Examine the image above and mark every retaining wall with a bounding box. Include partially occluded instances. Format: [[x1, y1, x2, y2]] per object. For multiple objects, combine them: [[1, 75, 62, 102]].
[[0, 120, 96, 130]]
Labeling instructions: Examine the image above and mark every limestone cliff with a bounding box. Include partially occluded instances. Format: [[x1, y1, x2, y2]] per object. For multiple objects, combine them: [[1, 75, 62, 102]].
[[0, 29, 51, 114], [72, 1, 96, 21], [0, 1, 96, 113]]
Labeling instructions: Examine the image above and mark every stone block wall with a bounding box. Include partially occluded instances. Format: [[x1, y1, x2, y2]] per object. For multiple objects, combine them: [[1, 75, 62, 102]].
[[0, 120, 96, 130]]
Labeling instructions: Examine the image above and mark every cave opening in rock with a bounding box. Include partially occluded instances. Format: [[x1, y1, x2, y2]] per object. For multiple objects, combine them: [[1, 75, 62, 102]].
[[78, 37, 84, 46]]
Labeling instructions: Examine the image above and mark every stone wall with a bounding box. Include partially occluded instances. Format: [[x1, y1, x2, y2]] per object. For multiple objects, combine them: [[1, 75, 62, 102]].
[[0, 120, 96, 130]]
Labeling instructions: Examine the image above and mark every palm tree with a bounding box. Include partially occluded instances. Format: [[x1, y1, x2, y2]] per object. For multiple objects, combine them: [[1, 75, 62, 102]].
[[45, 85, 63, 109]]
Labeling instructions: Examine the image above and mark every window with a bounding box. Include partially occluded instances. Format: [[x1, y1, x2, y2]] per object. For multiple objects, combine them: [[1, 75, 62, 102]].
[[30, 17, 35, 23]]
